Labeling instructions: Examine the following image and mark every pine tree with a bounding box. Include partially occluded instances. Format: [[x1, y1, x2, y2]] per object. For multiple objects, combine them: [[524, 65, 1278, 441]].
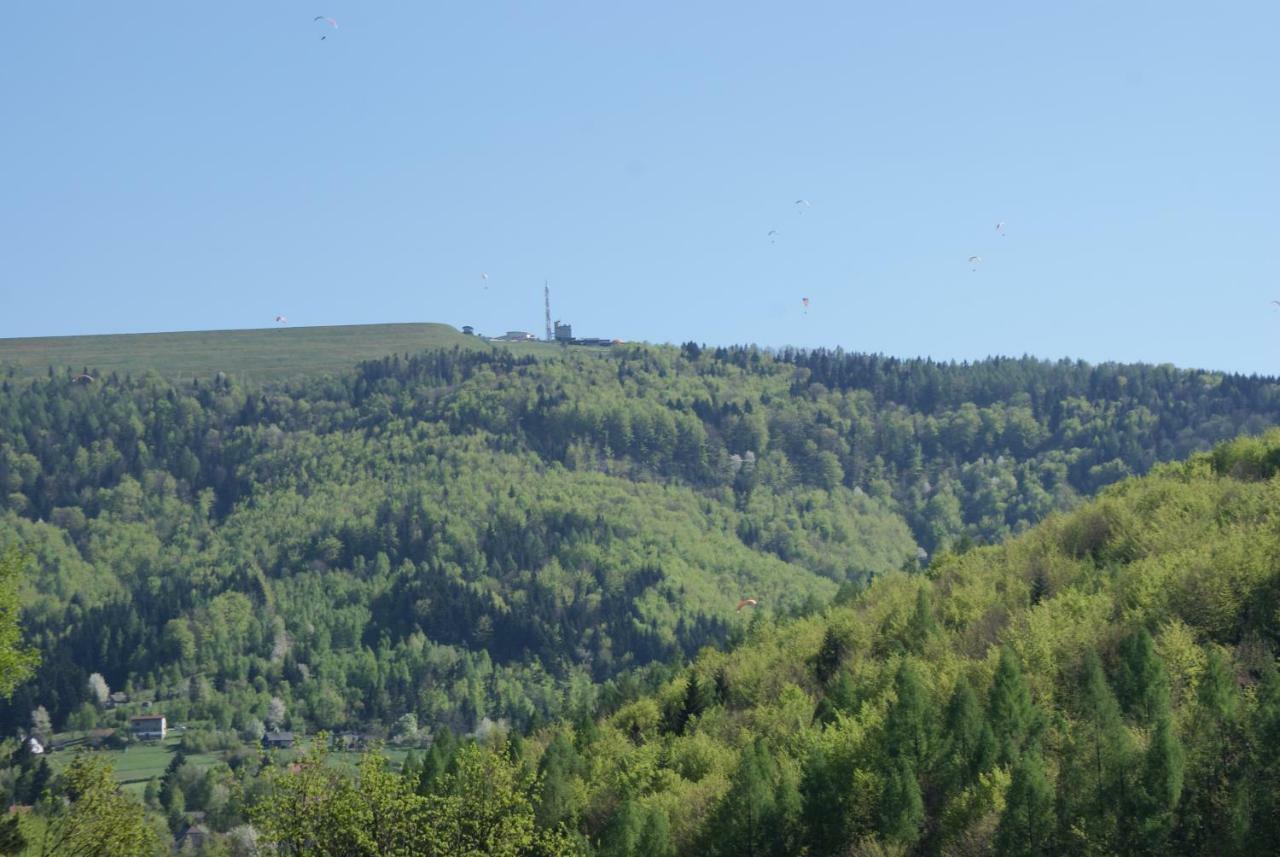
[[1114, 629, 1170, 723], [1177, 648, 1248, 854], [936, 676, 994, 791], [885, 660, 931, 769], [995, 752, 1055, 857], [814, 669, 857, 725], [536, 731, 582, 829], [706, 740, 797, 857], [603, 801, 645, 857], [0, 813, 23, 856], [1122, 713, 1184, 855], [26, 758, 51, 805], [669, 674, 706, 735], [801, 744, 855, 856], [987, 648, 1042, 766], [637, 805, 675, 857], [877, 755, 924, 846], [903, 588, 938, 653], [1056, 651, 1132, 853], [1244, 658, 1280, 851], [813, 626, 848, 686], [418, 726, 457, 794]]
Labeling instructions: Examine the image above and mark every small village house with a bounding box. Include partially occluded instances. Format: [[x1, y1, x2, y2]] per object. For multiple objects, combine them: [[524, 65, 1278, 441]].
[[129, 714, 167, 741]]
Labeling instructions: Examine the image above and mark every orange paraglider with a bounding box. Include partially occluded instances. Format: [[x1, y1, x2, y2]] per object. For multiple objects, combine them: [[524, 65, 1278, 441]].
[[736, 598, 759, 612]]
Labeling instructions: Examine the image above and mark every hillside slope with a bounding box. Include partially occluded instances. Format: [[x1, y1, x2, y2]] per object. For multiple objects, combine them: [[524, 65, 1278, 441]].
[[513, 430, 1280, 856], [0, 343, 1277, 752]]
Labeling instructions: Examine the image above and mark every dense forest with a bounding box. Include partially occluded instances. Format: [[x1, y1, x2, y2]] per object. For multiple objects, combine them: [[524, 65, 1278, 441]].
[[245, 428, 1280, 856], [0, 344, 1277, 743]]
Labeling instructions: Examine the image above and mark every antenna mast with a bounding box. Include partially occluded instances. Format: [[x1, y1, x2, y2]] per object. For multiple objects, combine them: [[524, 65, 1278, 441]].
[[544, 281, 553, 342]]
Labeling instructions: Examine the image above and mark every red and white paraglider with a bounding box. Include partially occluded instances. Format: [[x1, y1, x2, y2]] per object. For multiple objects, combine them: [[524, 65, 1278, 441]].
[[314, 16, 337, 38], [736, 598, 759, 612]]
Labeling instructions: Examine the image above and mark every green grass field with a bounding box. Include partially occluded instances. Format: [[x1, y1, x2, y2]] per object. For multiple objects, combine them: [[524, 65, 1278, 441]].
[[0, 323, 493, 384], [43, 736, 184, 796], [42, 734, 414, 799], [0, 323, 621, 385]]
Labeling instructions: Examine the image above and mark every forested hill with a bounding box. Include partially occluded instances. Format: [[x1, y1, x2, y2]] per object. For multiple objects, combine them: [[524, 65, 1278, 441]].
[[433, 429, 1280, 857], [0, 344, 1278, 741]]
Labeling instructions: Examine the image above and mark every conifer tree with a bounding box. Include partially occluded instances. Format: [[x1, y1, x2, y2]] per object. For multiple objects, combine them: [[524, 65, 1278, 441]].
[[936, 676, 994, 791], [1056, 651, 1132, 853], [536, 731, 583, 829], [813, 669, 857, 725], [813, 626, 848, 686], [1122, 712, 1184, 855], [1115, 629, 1171, 723], [706, 740, 798, 857], [603, 801, 645, 857], [1177, 648, 1248, 854], [995, 752, 1055, 857], [800, 745, 855, 856], [903, 588, 938, 653], [885, 660, 931, 770], [1243, 658, 1280, 851], [669, 674, 706, 735], [877, 755, 924, 847], [987, 648, 1041, 766], [637, 806, 675, 857], [418, 726, 457, 795]]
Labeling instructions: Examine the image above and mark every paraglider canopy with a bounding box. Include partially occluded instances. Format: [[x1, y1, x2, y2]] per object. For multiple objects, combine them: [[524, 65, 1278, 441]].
[[275, 315, 288, 324], [736, 598, 759, 611]]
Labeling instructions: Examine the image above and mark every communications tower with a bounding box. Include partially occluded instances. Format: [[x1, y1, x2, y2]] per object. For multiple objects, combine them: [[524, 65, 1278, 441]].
[[544, 281, 553, 342]]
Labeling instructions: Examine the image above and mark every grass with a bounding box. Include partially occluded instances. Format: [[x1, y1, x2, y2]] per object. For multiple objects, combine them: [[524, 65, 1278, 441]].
[[40, 732, 417, 801], [0, 322, 624, 385], [0, 323, 487, 384], [42, 735, 183, 796]]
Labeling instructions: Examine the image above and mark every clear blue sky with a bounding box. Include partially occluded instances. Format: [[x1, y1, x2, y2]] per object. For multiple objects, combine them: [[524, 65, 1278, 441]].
[[3, 1, 1278, 373]]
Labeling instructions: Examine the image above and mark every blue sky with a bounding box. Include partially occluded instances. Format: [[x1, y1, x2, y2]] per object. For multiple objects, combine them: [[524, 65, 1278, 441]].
[[3, 1, 1278, 373]]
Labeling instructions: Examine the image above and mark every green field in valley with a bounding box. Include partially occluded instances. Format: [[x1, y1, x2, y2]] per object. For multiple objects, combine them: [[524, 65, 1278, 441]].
[[0, 323, 519, 384], [41, 734, 411, 798]]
